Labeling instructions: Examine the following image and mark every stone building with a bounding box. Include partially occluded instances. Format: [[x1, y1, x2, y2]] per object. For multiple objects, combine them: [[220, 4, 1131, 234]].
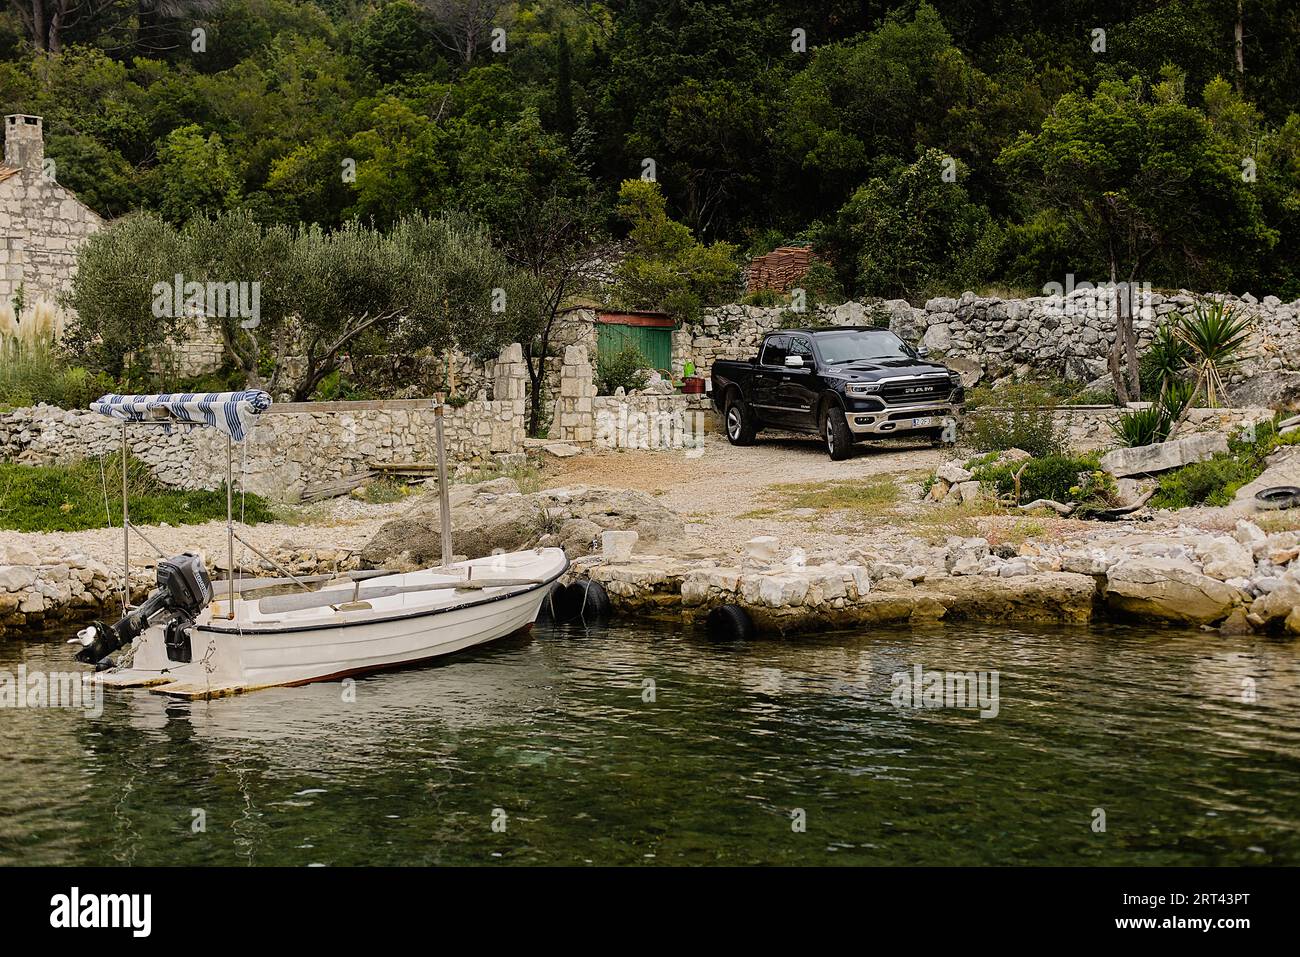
[[0, 114, 103, 331]]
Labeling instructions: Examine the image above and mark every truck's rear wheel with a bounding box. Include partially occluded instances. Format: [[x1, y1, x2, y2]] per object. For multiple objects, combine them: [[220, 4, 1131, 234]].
[[823, 407, 853, 461], [725, 394, 756, 446]]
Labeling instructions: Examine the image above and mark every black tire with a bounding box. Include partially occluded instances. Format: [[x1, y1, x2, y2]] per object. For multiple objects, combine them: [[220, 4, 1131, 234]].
[[555, 580, 612, 625], [1255, 485, 1300, 510], [536, 583, 565, 622], [922, 426, 946, 447], [823, 406, 853, 461], [705, 603, 755, 641], [724, 393, 757, 446]]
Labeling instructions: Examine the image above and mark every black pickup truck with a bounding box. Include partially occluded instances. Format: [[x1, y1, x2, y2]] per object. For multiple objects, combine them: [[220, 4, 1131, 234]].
[[710, 327, 964, 460]]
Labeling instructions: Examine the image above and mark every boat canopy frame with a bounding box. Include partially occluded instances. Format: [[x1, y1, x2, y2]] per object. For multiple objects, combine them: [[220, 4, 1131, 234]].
[[89, 390, 458, 620], [89, 391, 274, 618]]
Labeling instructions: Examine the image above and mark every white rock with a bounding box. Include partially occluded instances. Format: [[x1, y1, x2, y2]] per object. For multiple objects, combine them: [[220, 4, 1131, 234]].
[[1235, 520, 1266, 546], [0, 545, 39, 566], [601, 530, 638, 561], [0, 566, 38, 591], [1197, 538, 1256, 581], [936, 461, 974, 485], [1100, 433, 1229, 477], [745, 536, 781, 562]]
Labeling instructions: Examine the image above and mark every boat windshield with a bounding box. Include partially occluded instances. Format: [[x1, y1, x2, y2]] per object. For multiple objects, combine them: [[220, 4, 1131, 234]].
[[818, 330, 917, 364]]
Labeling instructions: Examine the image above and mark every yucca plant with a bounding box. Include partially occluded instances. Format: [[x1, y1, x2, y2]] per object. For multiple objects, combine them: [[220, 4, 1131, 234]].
[[1110, 404, 1171, 448], [1176, 299, 1254, 408], [1142, 319, 1192, 396], [1158, 376, 1195, 426]]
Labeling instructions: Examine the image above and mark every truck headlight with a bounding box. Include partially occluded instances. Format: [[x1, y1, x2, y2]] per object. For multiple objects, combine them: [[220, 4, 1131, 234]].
[[846, 382, 881, 396]]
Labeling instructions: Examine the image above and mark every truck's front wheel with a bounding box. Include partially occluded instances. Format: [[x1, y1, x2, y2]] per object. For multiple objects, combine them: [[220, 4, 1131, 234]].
[[823, 407, 853, 461], [725, 395, 757, 446]]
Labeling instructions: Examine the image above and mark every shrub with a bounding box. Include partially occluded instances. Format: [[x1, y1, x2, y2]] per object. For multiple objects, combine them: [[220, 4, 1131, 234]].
[[595, 345, 651, 395], [974, 454, 1100, 504], [741, 288, 783, 307], [1178, 298, 1254, 407], [1067, 386, 1117, 406], [964, 383, 1063, 458], [1159, 377, 1195, 423], [1139, 319, 1191, 397], [1152, 456, 1256, 509], [1152, 418, 1300, 509]]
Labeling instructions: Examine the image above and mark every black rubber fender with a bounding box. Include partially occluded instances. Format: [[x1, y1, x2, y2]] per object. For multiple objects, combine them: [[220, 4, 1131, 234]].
[[705, 603, 755, 641], [1255, 485, 1300, 510], [556, 580, 612, 625], [537, 583, 566, 622]]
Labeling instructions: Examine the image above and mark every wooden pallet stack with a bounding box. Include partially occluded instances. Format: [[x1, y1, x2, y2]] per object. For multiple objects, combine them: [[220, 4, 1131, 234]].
[[745, 246, 814, 294]]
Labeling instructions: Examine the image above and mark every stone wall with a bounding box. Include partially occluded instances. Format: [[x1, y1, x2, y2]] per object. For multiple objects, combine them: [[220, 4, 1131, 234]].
[[0, 115, 103, 324], [151, 315, 227, 378], [592, 392, 717, 450], [672, 300, 895, 378], [1014, 405, 1276, 453], [912, 289, 1300, 388], [0, 345, 530, 502], [672, 290, 1300, 399], [553, 345, 596, 445]]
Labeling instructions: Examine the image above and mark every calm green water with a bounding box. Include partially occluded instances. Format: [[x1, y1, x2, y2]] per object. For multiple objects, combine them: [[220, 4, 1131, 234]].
[[2, 617, 1298, 866]]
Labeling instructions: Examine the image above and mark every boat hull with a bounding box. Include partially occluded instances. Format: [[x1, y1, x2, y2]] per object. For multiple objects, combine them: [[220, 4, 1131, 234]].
[[93, 548, 568, 699]]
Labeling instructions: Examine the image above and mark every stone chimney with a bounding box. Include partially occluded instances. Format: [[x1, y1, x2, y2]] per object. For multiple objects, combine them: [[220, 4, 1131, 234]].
[[4, 114, 44, 172]]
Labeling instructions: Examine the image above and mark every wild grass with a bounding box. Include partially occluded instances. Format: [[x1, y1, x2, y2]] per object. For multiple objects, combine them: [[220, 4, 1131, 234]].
[[0, 336, 114, 409], [779, 478, 903, 511], [0, 457, 273, 532], [458, 461, 543, 494], [902, 497, 1002, 542]]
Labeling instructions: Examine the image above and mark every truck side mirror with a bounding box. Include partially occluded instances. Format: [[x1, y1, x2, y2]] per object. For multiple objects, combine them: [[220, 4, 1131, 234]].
[[915, 345, 930, 359], [784, 355, 804, 368]]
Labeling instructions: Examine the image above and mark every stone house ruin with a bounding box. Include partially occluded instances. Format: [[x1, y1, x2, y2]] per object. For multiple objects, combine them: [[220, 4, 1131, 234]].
[[0, 114, 103, 335]]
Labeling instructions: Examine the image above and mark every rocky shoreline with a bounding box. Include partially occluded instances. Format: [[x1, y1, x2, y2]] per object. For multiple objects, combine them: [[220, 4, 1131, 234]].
[[3, 475, 1298, 640], [569, 518, 1300, 637]]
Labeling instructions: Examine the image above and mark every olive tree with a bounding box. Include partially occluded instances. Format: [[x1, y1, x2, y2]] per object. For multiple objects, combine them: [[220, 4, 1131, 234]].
[[68, 210, 521, 400]]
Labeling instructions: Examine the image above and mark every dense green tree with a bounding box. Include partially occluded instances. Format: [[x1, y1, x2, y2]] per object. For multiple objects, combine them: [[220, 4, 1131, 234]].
[[615, 179, 740, 321], [999, 74, 1276, 399], [67, 210, 519, 399], [351, 1, 437, 83], [828, 148, 1003, 300], [149, 124, 242, 223], [3, 0, 1299, 391]]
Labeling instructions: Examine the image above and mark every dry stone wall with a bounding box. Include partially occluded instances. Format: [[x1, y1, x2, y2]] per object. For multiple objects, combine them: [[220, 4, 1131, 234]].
[[673, 290, 1300, 397], [592, 392, 716, 450], [0, 346, 531, 502]]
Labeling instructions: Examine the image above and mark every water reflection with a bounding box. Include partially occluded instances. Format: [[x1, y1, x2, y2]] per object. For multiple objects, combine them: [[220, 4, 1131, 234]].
[[2, 618, 1298, 865]]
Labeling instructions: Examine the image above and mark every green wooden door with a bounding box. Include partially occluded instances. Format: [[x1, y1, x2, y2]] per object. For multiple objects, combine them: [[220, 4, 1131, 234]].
[[597, 323, 673, 371]]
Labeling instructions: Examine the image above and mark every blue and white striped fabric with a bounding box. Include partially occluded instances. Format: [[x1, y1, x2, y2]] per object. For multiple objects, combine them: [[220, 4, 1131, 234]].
[[90, 390, 272, 441]]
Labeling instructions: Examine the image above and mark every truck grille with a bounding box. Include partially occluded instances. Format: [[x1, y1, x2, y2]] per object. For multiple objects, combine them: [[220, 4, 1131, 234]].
[[879, 376, 950, 405]]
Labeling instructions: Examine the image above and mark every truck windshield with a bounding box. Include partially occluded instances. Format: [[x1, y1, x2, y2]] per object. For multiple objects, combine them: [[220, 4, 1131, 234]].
[[817, 330, 916, 364]]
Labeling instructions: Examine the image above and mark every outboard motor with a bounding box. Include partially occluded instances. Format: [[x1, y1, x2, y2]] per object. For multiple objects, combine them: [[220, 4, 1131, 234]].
[[71, 553, 212, 666]]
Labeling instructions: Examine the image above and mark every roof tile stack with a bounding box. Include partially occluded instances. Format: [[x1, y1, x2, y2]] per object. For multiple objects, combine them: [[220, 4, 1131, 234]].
[[745, 246, 814, 294]]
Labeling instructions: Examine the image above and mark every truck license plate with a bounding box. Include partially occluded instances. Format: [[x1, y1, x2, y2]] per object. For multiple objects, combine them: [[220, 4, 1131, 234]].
[[911, 417, 932, 428]]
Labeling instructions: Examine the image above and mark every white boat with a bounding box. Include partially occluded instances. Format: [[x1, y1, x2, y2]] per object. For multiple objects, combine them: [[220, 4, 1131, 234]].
[[89, 548, 567, 699], [71, 390, 567, 699]]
